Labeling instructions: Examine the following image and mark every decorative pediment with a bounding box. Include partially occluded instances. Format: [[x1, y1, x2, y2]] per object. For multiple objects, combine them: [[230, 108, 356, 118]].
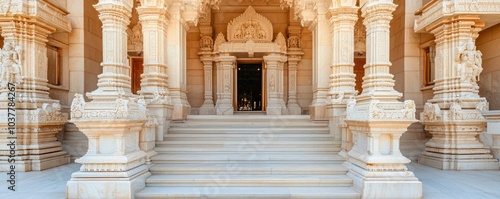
[[227, 6, 273, 43]]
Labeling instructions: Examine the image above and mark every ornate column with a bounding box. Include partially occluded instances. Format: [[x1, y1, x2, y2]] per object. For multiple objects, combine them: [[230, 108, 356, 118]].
[[136, 1, 173, 143], [67, 1, 150, 198], [416, 12, 499, 169], [264, 53, 288, 115], [198, 26, 216, 115], [326, 4, 358, 157], [286, 46, 303, 115], [344, 1, 422, 198], [214, 54, 235, 115], [167, 0, 191, 121], [0, 1, 71, 171], [309, 2, 331, 120]]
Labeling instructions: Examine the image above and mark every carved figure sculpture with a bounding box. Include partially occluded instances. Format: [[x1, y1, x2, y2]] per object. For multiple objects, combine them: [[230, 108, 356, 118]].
[[0, 41, 22, 88], [456, 38, 483, 83], [71, 93, 86, 118]]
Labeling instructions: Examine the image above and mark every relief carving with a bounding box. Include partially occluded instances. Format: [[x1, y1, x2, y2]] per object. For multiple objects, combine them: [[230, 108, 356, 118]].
[[0, 41, 23, 88], [71, 93, 86, 119], [127, 22, 143, 51], [287, 36, 300, 49], [200, 35, 213, 51], [456, 38, 482, 84], [227, 6, 273, 42]]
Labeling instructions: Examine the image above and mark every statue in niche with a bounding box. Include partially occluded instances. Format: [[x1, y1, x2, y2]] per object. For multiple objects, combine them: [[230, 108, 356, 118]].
[[456, 38, 483, 83], [128, 23, 142, 47], [0, 41, 23, 88]]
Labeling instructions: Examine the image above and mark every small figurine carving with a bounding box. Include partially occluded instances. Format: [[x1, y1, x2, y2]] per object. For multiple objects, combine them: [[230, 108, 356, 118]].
[[0, 41, 23, 88], [456, 38, 483, 83]]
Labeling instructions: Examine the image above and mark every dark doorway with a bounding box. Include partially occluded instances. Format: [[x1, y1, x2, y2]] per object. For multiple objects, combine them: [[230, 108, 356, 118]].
[[237, 63, 262, 111]]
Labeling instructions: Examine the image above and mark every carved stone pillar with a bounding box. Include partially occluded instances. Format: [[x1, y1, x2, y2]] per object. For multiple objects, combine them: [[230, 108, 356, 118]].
[[167, 1, 191, 121], [326, 5, 358, 157], [309, 2, 331, 120], [214, 55, 235, 115], [136, 1, 173, 142], [418, 15, 499, 170], [199, 52, 216, 115], [264, 53, 287, 115], [344, 1, 422, 198], [67, 1, 151, 198], [286, 50, 303, 115], [0, 1, 71, 171]]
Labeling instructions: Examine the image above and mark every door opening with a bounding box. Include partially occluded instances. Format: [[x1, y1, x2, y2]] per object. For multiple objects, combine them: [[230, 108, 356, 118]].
[[236, 63, 262, 111]]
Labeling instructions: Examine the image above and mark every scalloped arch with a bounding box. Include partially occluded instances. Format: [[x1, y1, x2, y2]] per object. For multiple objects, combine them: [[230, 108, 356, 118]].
[[227, 6, 273, 43]]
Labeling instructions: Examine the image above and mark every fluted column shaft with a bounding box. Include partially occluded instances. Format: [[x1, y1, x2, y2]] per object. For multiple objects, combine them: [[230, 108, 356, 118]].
[[137, 5, 170, 97], [358, 3, 401, 102], [91, 0, 134, 99], [326, 6, 358, 156]]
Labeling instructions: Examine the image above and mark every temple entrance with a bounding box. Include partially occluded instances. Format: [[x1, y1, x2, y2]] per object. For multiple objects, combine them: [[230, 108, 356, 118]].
[[235, 62, 263, 112]]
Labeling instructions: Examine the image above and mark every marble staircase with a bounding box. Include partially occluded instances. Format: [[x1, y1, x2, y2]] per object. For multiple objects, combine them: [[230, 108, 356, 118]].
[[136, 115, 360, 198]]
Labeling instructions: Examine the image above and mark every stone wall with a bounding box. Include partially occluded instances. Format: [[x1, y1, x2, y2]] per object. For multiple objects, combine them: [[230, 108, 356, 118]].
[[390, 0, 428, 161], [477, 23, 500, 111], [186, 27, 204, 113]]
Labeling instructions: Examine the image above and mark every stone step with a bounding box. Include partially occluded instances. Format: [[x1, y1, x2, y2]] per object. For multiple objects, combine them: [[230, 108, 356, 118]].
[[145, 174, 354, 187], [156, 140, 338, 146], [149, 163, 348, 175], [136, 186, 361, 199], [164, 133, 335, 141], [150, 154, 345, 164], [154, 146, 341, 153], [170, 122, 328, 128], [167, 127, 329, 134]]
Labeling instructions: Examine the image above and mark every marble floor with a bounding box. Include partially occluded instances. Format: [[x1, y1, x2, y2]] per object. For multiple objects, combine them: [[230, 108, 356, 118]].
[[0, 163, 499, 199]]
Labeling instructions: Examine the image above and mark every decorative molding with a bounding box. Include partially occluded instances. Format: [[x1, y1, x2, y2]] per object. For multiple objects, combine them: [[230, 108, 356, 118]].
[[415, 0, 500, 33], [227, 6, 273, 43], [0, 0, 72, 32]]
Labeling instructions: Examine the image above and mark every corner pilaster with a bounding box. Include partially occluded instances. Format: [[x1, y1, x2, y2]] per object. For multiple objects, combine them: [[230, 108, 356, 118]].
[[264, 53, 288, 115], [0, 1, 70, 171], [214, 55, 236, 115]]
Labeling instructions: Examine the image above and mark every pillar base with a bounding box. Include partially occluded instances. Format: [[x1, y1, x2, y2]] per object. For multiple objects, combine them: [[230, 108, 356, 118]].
[[199, 104, 216, 115], [418, 153, 499, 170], [215, 103, 233, 115], [67, 165, 151, 199], [287, 103, 301, 115], [346, 162, 422, 199], [170, 91, 190, 121], [309, 104, 327, 120], [0, 154, 70, 171]]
